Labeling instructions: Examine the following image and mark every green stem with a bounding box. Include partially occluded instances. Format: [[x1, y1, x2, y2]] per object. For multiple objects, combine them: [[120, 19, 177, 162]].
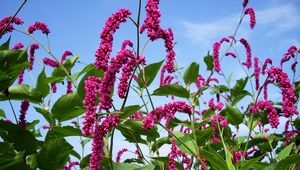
[[8, 98, 18, 124], [0, 0, 27, 37]]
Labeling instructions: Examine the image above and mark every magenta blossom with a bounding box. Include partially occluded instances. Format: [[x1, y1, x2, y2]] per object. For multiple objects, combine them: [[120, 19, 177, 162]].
[[116, 148, 128, 163], [213, 42, 221, 72], [12, 42, 24, 50], [240, 38, 252, 69], [29, 43, 39, 71], [19, 100, 29, 128], [225, 52, 237, 58], [0, 16, 23, 38], [61, 50, 73, 63], [28, 22, 50, 35], [244, 8, 256, 29], [43, 57, 59, 67], [254, 57, 260, 90]]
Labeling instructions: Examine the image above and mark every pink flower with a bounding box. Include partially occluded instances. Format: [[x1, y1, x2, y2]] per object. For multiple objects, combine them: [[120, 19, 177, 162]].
[[129, 112, 144, 120], [219, 37, 230, 44], [60, 50, 73, 63], [43, 57, 59, 67], [82, 76, 101, 136], [168, 138, 179, 170], [244, 8, 256, 29], [195, 74, 205, 89], [232, 151, 244, 163], [242, 0, 249, 7], [255, 100, 279, 128], [18, 68, 25, 84], [28, 22, 50, 35], [291, 61, 298, 72], [208, 98, 215, 110], [216, 102, 224, 111], [116, 148, 128, 163], [267, 67, 298, 117], [262, 58, 272, 75], [42, 125, 51, 129], [225, 52, 237, 58], [213, 42, 221, 72], [254, 57, 260, 90], [12, 42, 24, 50], [284, 120, 297, 146], [19, 100, 29, 128], [121, 40, 133, 50], [94, 8, 131, 71], [51, 83, 57, 93], [99, 46, 134, 112], [240, 38, 252, 69], [211, 114, 227, 141], [29, 43, 39, 71], [0, 16, 23, 38], [66, 81, 73, 94]]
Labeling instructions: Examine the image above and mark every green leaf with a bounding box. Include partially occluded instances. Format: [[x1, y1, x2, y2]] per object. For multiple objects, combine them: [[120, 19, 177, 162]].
[[51, 54, 79, 77], [138, 60, 164, 88], [0, 109, 6, 118], [277, 143, 294, 161], [151, 137, 171, 152], [120, 105, 141, 119], [232, 90, 251, 106], [274, 155, 300, 170], [80, 154, 91, 169], [0, 120, 37, 156], [51, 91, 84, 122], [239, 156, 265, 170], [195, 128, 212, 146], [0, 49, 29, 92], [153, 84, 189, 98], [26, 154, 37, 169], [224, 147, 236, 170], [0, 37, 10, 50], [225, 104, 243, 125], [70, 64, 95, 82], [112, 163, 155, 170], [78, 65, 103, 99], [36, 67, 49, 98], [0, 151, 26, 170], [34, 107, 55, 126], [199, 147, 228, 170], [37, 138, 73, 170], [231, 77, 248, 97], [45, 126, 81, 141], [0, 84, 42, 103], [183, 62, 199, 85], [172, 131, 198, 156], [204, 54, 214, 71]]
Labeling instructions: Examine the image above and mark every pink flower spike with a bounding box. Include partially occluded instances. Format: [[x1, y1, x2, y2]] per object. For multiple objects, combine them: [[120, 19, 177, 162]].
[[0, 16, 23, 38], [29, 43, 39, 71], [213, 42, 221, 72], [116, 148, 128, 163], [18, 68, 25, 84], [28, 22, 50, 35], [12, 42, 24, 50], [225, 52, 237, 58], [254, 57, 260, 90], [66, 81, 73, 94], [262, 58, 272, 75], [240, 38, 252, 69], [61, 50, 73, 63], [220, 37, 230, 44], [43, 57, 59, 67], [242, 0, 249, 7], [19, 100, 29, 128], [244, 8, 256, 29]]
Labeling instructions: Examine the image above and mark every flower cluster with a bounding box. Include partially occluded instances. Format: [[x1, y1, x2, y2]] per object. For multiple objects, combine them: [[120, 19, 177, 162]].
[[19, 100, 29, 128], [66, 81, 73, 94], [18, 68, 25, 84], [12, 42, 24, 50], [213, 42, 221, 72], [211, 114, 228, 142], [99, 46, 134, 112], [284, 120, 297, 146], [51, 83, 57, 93], [43, 57, 59, 67], [267, 67, 298, 117], [280, 45, 298, 66], [28, 22, 50, 35], [142, 101, 192, 130], [225, 52, 237, 58], [255, 100, 279, 128], [29, 43, 39, 71], [82, 76, 101, 136], [242, 0, 249, 7], [168, 138, 191, 170], [254, 57, 260, 90], [240, 38, 252, 69], [61, 50, 73, 63], [244, 8, 256, 29], [90, 115, 119, 170], [116, 148, 128, 163], [94, 8, 131, 71], [262, 58, 272, 75], [63, 161, 79, 170], [0, 16, 23, 38]]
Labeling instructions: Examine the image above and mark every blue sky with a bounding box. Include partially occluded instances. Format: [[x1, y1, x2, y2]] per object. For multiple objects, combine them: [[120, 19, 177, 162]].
[[1, 0, 300, 163]]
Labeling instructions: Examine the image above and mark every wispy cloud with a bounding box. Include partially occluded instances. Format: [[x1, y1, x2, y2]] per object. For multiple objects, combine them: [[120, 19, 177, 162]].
[[181, 3, 300, 45]]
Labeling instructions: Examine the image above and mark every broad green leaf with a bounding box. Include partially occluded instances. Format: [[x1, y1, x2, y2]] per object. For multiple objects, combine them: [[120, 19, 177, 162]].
[[195, 128, 212, 146], [80, 154, 91, 169], [51, 54, 79, 77], [120, 105, 141, 119], [183, 62, 199, 85], [70, 64, 95, 82], [26, 154, 37, 169], [232, 90, 251, 106], [274, 155, 300, 170], [199, 147, 228, 170], [172, 131, 197, 156], [204, 54, 214, 71], [0, 49, 29, 92], [0, 151, 26, 170], [78, 65, 103, 99], [240, 156, 265, 170], [37, 138, 73, 170], [231, 77, 248, 97], [0, 120, 37, 156], [225, 104, 243, 125], [0, 84, 42, 103], [138, 60, 164, 88], [153, 84, 189, 98], [277, 143, 294, 161], [0, 109, 5, 118], [36, 67, 49, 98], [51, 91, 84, 122], [0, 37, 10, 50], [151, 137, 171, 152], [45, 126, 81, 141], [34, 107, 55, 126]]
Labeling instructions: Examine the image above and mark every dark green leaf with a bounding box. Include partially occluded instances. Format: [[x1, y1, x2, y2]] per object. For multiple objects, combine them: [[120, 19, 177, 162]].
[[70, 64, 95, 82], [0, 109, 5, 118], [51, 91, 84, 122], [37, 138, 73, 170], [26, 154, 37, 169], [0, 37, 10, 50], [45, 126, 81, 141], [172, 131, 197, 156], [120, 105, 141, 119], [199, 146, 228, 170], [204, 54, 214, 71], [34, 107, 55, 126], [138, 60, 164, 88], [51, 55, 79, 77], [0, 120, 37, 155], [0, 151, 26, 170], [0, 84, 42, 103], [225, 104, 243, 125], [0, 49, 29, 92], [232, 90, 251, 106], [183, 62, 199, 85], [153, 84, 189, 98], [151, 137, 171, 152], [274, 155, 300, 170], [36, 67, 49, 98], [231, 77, 248, 97]]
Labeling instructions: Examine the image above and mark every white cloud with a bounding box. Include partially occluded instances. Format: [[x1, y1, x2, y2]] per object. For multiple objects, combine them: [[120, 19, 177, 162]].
[[181, 3, 300, 44]]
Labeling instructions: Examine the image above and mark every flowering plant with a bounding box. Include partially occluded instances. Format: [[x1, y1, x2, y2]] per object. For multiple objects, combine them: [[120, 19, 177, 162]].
[[0, 0, 299, 170]]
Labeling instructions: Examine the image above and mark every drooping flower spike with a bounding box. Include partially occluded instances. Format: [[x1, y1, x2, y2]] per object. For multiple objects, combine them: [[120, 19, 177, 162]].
[[29, 43, 39, 71], [28, 22, 50, 35], [61, 50, 73, 63], [240, 38, 252, 69], [244, 8, 256, 29], [19, 100, 29, 128], [0, 16, 23, 38], [12, 42, 24, 50], [254, 57, 260, 90]]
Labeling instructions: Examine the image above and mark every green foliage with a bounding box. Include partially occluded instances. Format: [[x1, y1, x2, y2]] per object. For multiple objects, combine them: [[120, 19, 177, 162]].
[[183, 62, 199, 85], [138, 60, 164, 88], [153, 84, 190, 98], [0, 84, 42, 103]]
